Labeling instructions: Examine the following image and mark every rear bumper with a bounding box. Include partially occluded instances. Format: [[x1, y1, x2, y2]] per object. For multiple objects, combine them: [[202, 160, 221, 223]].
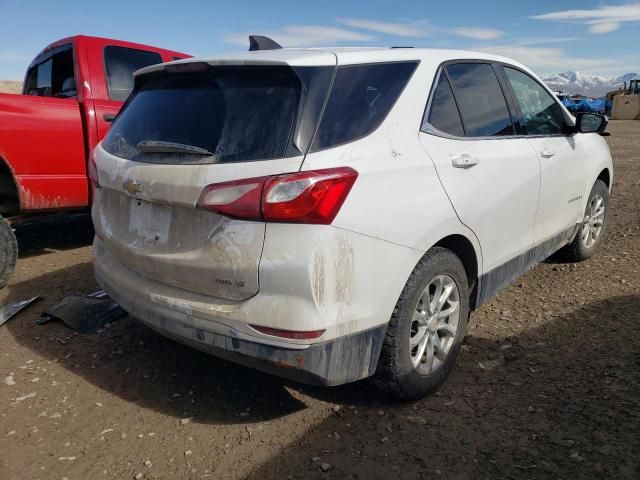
[[131, 313, 385, 386], [94, 238, 386, 386]]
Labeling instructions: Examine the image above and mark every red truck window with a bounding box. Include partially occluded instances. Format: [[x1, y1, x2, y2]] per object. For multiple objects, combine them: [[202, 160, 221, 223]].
[[104, 46, 163, 101], [24, 46, 75, 98]]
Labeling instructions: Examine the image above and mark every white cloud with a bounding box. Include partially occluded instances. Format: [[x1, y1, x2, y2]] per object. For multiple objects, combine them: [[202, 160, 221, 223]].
[[224, 25, 374, 48], [338, 18, 429, 37], [477, 45, 614, 74], [531, 2, 640, 34], [449, 27, 504, 40], [588, 21, 620, 34], [492, 37, 578, 48]]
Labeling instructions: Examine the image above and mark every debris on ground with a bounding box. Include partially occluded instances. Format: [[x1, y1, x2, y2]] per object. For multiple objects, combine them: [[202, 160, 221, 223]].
[[0, 296, 42, 327], [37, 292, 125, 332]]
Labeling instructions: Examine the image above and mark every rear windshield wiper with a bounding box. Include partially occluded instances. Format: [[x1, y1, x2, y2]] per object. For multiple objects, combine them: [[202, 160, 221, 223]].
[[136, 140, 214, 156]]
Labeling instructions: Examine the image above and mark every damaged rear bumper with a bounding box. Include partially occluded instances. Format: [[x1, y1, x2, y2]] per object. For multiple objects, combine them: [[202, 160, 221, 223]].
[[138, 317, 385, 386], [94, 239, 386, 386]]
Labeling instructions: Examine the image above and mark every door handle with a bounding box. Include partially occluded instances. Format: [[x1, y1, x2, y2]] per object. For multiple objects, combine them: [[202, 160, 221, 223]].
[[451, 154, 480, 169], [540, 148, 555, 158], [103, 113, 116, 123]]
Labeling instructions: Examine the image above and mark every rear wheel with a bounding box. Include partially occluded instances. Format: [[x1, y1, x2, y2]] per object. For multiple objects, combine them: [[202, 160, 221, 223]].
[[561, 179, 609, 262], [0, 214, 17, 288], [373, 247, 470, 400]]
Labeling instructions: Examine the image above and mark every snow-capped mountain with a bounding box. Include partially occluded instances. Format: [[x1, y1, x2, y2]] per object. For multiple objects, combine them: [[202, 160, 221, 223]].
[[541, 71, 638, 97]]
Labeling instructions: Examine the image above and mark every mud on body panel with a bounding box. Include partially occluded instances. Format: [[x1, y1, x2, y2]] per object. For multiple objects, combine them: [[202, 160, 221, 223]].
[[248, 223, 424, 341], [92, 187, 265, 301]]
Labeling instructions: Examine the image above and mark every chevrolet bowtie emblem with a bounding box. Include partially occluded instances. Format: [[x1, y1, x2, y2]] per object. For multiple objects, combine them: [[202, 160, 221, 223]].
[[123, 179, 143, 195]]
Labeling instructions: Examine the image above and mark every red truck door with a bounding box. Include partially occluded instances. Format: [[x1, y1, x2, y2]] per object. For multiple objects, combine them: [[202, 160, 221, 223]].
[[0, 95, 86, 211], [1, 44, 88, 211]]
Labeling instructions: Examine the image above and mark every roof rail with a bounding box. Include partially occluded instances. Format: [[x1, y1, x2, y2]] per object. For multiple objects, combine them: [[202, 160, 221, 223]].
[[249, 36, 283, 51]]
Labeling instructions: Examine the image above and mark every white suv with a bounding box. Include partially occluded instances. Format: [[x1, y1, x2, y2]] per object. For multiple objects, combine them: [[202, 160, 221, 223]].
[[91, 45, 612, 399]]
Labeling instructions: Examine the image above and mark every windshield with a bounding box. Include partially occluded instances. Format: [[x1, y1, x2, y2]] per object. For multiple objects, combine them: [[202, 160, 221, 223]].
[[102, 65, 333, 164]]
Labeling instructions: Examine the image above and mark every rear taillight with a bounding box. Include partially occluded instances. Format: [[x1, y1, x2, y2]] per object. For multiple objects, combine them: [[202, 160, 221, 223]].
[[196, 167, 358, 224], [88, 154, 100, 188], [263, 168, 358, 224]]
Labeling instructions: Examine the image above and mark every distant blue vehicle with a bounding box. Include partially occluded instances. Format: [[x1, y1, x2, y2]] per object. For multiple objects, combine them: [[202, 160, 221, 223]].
[[558, 96, 607, 114], [560, 96, 576, 111], [574, 98, 607, 114]]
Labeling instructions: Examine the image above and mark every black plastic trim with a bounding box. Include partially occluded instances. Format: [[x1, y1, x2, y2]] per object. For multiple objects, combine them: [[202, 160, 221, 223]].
[[475, 225, 578, 307]]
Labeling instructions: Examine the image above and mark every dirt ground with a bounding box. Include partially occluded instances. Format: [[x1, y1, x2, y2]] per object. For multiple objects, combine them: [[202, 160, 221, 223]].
[[0, 81, 22, 94], [1, 121, 638, 480]]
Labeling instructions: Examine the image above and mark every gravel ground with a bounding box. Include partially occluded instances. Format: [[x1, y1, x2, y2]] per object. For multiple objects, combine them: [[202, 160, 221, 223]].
[[1, 121, 638, 480]]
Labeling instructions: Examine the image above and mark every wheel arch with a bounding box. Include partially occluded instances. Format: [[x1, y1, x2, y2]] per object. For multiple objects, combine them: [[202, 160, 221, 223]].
[[596, 167, 611, 190], [0, 155, 21, 217], [433, 234, 480, 309]]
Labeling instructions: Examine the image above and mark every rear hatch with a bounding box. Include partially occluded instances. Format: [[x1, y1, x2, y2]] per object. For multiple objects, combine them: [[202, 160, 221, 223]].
[[92, 62, 334, 301]]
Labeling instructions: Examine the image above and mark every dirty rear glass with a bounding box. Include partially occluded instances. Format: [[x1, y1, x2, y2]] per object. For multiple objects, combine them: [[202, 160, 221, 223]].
[[102, 65, 333, 164]]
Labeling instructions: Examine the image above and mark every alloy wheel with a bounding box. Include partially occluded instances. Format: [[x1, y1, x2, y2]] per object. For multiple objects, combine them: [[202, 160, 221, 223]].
[[581, 194, 605, 249], [410, 274, 460, 374]]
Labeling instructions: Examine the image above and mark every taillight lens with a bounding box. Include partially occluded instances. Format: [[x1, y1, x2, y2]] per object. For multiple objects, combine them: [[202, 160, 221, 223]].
[[88, 154, 100, 188], [263, 168, 358, 224], [196, 177, 265, 220], [196, 167, 358, 224]]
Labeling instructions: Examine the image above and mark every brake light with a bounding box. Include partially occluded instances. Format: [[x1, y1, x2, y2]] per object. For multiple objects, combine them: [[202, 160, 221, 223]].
[[88, 154, 100, 188], [196, 167, 358, 224], [263, 168, 358, 224], [249, 325, 326, 340]]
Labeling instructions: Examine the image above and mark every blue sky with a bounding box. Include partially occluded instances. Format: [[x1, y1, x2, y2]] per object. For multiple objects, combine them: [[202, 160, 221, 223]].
[[0, 0, 638, 80]]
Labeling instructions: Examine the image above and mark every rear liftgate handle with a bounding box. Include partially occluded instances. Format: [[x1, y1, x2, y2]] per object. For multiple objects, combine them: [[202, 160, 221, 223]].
[[451, 154, 480, 169]]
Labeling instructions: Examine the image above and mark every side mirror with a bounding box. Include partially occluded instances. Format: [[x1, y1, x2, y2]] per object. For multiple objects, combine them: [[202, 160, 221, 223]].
[[576, 112, 609, 136]]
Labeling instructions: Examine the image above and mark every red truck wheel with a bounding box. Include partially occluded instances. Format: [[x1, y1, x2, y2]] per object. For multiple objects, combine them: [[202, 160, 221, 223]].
[[0, 215, 17, 288]]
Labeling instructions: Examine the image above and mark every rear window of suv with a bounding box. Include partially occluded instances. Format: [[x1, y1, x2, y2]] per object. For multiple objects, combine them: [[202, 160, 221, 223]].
[[102, 65, 333, 164]]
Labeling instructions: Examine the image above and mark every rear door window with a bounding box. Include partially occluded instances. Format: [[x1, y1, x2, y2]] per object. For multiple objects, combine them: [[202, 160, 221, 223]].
[[445, 63, 514, 137], [423, 72, 464, 137], [311, 62, 418, 151], [104, 46, 163, 101], [502, 67, 566, 135]]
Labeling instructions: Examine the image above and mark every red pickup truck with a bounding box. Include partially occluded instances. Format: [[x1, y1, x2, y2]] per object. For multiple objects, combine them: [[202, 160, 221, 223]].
[[0, 35, 189, 287]]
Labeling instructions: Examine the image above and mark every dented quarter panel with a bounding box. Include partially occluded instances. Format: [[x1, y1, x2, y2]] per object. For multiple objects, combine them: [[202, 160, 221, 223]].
[[246, 224, 424, 340]]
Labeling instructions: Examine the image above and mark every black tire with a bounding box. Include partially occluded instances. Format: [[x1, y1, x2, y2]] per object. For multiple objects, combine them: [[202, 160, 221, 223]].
[[560, 179, 609, 262], [372, 247, 470, 400], [0, 214, 17, 288]]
